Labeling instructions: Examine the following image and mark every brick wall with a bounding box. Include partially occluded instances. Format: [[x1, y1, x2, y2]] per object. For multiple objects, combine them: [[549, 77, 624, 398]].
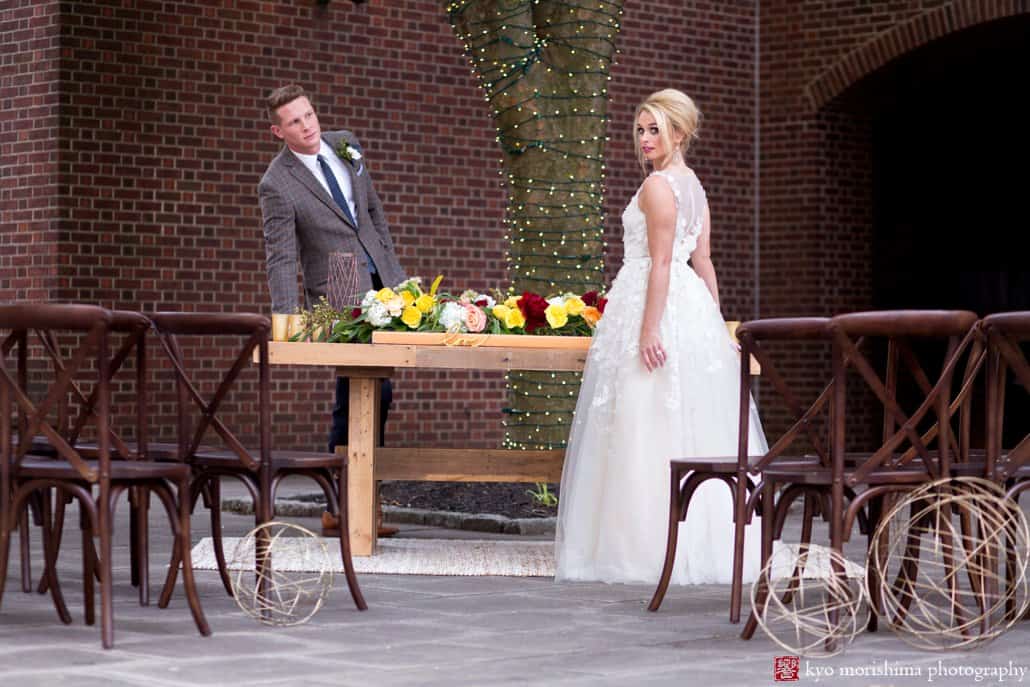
[[32, 0, 759, 451], [0, 0, 62, 303], [9, 0, 1025, 452]]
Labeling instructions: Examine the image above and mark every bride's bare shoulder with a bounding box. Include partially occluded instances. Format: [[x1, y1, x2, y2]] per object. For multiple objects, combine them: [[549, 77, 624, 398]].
[[638, 173, 676, 212]]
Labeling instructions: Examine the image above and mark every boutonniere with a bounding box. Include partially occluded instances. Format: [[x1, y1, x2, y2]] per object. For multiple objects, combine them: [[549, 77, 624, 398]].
[[336, 140, 363, 165]]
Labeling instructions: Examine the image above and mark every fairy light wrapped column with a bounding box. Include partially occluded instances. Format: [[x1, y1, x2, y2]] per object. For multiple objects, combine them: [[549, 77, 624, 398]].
[[443, 0, 624, 450]]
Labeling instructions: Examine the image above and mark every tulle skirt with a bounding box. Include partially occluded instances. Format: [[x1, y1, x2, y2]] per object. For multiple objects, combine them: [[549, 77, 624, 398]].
[[555, 259, 769, 585]]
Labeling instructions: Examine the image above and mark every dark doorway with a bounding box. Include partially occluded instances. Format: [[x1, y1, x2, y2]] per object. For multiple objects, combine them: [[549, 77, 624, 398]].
[[840, 15, 1030, 448], [861, 15, 1030, 314]]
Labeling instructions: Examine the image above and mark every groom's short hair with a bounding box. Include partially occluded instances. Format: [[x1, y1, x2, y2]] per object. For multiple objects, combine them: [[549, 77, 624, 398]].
[[266, 84, 311, 123]]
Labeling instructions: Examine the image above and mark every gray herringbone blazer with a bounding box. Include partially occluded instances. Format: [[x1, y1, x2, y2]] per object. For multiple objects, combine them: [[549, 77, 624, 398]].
[[259, 130, 406, 313]]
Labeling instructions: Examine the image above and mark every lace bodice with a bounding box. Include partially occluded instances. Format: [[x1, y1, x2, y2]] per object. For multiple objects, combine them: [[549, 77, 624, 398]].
[[620, 168, 706, 262], [585, 168, 722, 412]]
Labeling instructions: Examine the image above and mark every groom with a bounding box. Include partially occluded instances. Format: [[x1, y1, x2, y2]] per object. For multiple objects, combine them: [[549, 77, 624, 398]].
[[259, 84, 405, 531]]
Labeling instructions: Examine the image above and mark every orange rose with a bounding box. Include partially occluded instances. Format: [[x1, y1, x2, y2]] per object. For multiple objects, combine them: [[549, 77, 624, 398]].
[[582, 306, 602, 327]]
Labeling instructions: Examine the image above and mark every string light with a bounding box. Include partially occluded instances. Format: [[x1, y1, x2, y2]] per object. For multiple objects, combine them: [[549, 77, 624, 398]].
[[445, 0, 624, 450]]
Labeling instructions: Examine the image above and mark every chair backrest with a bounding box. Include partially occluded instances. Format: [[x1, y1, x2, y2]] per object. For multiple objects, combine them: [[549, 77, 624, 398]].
[[149, 312, 270, 472], [36, 310, 150, 459], [827, 310, 981, 486], [981, 311, 1030, 479], [0, 303, 112, 484], [736, 317, 835, 472]]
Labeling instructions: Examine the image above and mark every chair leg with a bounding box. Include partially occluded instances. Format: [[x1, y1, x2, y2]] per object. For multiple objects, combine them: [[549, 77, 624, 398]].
[[1006, 534, 1020, 621], [99, 499, 114, 649], [39, 488, 71, 624], [205, 479, 233, 597], [156, 478, 188, 610], [134, 487, 150, 606], [889, 501, 925, 624], [19, 504, 31, 593], [159, 475, 207, 608], [865, 493, 886, 633], [37, 490, 68, 595], [741, 479, 776, 640], [780, 493, 816, 608], [129, 488, 139, 589], [336, 467, 367, 611], [648, 467, 683, 612], [81, 508, 95, 626], [158, 536, 180, 610], [936, 499, 969, 636], [728, 476, 756, 623], [0, 515, 12, 610], [175, 477, 211, 637]]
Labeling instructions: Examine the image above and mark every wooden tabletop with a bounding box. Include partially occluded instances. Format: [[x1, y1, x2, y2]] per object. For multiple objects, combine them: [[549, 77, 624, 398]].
[[265, 341, 588, 372]]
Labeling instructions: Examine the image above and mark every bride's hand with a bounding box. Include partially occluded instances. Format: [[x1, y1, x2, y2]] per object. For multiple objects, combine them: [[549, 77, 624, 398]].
[[639, 329, 666, 372]]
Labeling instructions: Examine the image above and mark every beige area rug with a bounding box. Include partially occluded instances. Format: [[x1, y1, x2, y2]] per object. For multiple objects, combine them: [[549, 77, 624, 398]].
[[190, 538, 862, 580], [190, 537, 556, 577]]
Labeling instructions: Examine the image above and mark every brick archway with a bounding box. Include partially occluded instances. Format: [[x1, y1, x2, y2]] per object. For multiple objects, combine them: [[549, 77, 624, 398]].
[[803, 0, 1030, 111]]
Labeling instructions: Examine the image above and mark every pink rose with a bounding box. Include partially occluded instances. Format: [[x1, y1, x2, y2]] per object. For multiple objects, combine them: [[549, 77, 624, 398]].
[[464, 305, 487, 333]]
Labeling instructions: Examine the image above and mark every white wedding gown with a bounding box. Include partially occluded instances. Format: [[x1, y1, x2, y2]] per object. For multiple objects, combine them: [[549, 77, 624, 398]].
[[555, 168, 769, 585]]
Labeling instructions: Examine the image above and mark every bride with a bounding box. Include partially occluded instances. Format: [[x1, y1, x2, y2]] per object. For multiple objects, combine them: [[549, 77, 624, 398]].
[[555, 89, 769, 585]]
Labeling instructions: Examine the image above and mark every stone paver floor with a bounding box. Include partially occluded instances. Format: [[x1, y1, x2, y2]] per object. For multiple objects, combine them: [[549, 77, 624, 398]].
[[2, 477, 1028, 686]]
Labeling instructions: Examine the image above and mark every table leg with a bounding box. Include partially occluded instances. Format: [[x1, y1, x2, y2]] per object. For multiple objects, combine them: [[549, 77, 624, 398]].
[[343, 375, 380, 556]]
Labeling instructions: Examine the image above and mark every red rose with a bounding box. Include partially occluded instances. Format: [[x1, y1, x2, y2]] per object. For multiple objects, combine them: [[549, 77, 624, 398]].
[[351, 308, 362, 318], [581, 290, 599, 307], [518, 291, 550, 333], [475, 298, 489, 308], [597, 297, 608, 313]]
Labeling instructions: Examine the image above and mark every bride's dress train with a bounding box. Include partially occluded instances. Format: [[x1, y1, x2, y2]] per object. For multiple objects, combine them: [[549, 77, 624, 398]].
[[555, 168, 768, 585]]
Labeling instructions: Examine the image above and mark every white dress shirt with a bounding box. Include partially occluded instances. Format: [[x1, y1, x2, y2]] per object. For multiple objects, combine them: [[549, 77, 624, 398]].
[[294, 139, 357, 221]]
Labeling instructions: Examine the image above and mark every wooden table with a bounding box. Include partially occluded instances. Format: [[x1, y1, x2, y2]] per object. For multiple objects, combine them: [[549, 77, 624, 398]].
[[267, 341, 587, 555]]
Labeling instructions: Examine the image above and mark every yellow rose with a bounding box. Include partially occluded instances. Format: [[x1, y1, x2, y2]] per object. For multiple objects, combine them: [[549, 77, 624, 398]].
[[504, 295, 521, 309], [504, 307, 526, 329], [492, 304, 511, 320], [401, 305, 422, 329], [376, 288, 397, 303], [565, 296, 586, 316], [415, 294, 435, 313], [582, 306, 602, 327], [545, 303, 568, 329], [401, 291, 415, 307]]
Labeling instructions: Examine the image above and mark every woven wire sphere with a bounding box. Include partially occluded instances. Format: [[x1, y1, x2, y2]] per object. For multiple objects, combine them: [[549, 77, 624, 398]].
[[228, 521, 334, 627], [751, 543, 869, 658], [867, 477, 1030, 650]]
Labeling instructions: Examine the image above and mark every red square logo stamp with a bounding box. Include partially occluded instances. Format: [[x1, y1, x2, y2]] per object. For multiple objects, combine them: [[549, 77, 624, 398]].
[[774, 655, 800, 682]]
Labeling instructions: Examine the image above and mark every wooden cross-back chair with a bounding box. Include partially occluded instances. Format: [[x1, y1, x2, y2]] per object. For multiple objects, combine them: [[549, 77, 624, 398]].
[[742, 310, 984, 640], [149, 312, 366, 613], [979, 312, 1030, 621], [29, 311, 158, 607], [649, 317, 852, 622], [0, 303, 209, 649], [0, 327, 37, 595], [982, 312, 1030, 497]]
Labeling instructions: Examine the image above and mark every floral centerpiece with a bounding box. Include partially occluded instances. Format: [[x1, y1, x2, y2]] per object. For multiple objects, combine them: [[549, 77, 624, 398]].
[[298, 276, 607, 344]]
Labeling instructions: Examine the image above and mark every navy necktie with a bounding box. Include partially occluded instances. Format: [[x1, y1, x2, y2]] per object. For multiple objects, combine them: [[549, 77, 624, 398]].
[[318, 155, 377, 274]]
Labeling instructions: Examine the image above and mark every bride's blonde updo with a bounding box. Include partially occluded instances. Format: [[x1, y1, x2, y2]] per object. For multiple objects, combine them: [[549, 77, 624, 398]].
[[634, 88, 701, 172]]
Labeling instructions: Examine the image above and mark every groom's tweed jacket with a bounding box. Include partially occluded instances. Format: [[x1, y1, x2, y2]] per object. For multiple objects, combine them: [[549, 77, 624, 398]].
[[259, 130, 406, 313]]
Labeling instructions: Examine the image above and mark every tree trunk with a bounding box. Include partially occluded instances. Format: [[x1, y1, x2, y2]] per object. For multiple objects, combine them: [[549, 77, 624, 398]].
[[444, 0, 623, 449]]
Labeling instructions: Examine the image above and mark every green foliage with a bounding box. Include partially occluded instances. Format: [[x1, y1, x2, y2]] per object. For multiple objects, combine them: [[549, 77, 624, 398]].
[[526, 482, 558, 508]]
